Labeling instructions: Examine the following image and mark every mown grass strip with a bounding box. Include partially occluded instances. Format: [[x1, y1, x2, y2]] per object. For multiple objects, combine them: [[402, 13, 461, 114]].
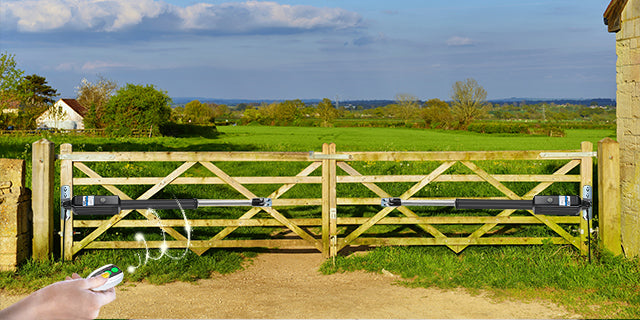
[[320, 245, 640, 319]]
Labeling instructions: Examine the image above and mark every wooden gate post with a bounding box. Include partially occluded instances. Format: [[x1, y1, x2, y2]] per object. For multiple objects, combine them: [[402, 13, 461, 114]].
[[598, 138, 622, 255], [321, 143, 330, 257], [60, 144, 74, 260], [328, 143, 337, 258], [580, 141, 593, 256], [321, 143, 338, 258], [32, 139, 54, 260]]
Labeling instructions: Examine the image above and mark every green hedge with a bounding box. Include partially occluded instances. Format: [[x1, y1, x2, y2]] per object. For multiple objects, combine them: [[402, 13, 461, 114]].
[[159, 123, 218, 138]]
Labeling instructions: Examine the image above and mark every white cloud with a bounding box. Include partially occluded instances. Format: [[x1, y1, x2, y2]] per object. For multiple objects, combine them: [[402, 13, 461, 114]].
[[81, 60, 131, 71], [446, 36, 474, 47], [1, 0, 71, 32], [54, 62, 77, 71], [0, 0, 362, 34], [1, 0, 167, 32]]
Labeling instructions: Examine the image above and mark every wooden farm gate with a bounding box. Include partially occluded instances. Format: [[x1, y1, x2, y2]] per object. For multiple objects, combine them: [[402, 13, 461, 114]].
[[57, 142, 595, 260]]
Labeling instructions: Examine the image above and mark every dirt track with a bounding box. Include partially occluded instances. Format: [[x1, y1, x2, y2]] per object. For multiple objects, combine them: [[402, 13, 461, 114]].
[[2, 252, 580, 319]]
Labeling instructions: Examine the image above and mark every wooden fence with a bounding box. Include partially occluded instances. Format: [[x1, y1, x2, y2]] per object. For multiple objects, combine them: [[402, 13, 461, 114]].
[[29, 139, 622, 260]]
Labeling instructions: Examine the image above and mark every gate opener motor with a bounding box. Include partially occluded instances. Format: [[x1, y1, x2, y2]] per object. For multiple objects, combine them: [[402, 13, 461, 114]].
[[381, 186, 594, 261], [62, 195, 272, 216], [381, 194, 592, 217], [59, 187, 273, 260]]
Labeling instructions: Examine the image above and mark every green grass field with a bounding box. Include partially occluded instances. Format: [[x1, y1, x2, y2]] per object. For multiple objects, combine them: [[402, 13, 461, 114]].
[[215, 126, 614, 151], [2, 125, 637, 319], [0, 126, 615, 159]]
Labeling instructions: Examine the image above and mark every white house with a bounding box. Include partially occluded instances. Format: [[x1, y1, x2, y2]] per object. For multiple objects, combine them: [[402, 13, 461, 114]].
[[36, 99, 87, 130]]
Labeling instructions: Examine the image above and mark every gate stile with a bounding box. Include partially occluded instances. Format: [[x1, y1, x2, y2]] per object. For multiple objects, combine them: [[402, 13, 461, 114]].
[[60, 142, 593, 260]]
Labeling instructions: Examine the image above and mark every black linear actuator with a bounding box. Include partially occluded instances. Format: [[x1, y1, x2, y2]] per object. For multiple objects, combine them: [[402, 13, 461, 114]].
[[381, 195, 591, 216], [62, 195, 272, 215]]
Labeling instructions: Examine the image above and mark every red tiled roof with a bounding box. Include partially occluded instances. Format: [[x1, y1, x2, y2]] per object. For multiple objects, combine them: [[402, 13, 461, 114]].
[[60, 98, 87, 117]]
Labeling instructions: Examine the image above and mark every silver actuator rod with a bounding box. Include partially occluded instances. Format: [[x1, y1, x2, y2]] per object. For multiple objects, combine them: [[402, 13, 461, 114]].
[[381, 198, 455, 207], [198, 198, 272, 207], [62, 195, 272, 215]]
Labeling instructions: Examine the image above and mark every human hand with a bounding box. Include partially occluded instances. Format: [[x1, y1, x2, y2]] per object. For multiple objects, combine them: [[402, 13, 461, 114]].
[[0, 272, 116, 320]]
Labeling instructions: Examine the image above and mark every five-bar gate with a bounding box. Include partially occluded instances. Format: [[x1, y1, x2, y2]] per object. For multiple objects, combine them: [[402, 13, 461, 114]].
[[53, 142, 597, 260]]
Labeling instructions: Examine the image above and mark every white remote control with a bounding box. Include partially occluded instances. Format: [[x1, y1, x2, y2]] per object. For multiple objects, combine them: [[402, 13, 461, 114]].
[[87, 264, 124, 291]]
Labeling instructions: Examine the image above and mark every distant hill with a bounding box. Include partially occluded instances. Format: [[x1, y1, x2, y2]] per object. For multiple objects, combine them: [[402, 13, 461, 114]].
[[171, 97, 616, 109], [488, 98, 616, 106], [171, 97, 321, 106]]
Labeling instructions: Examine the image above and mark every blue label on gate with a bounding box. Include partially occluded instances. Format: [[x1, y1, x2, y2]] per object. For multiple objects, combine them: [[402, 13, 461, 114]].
[[558, 196, 570, 206], [82, 196, 95, 206]]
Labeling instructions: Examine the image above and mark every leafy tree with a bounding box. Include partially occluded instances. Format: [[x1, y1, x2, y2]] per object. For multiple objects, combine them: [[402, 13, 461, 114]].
[[76, 76, 118, 129], [317, 98, 339, 127], [259, 100, 303, 125], [184, 100, 213, 124], [421, 98, 452, 128], [0, 52, 24, 112], [395, 93, 420, 124], [17, 74, 59, 105], [102, 83, 172, 136], [278, 100, 303, 125], [450, 78, 488, 128], [211, 104, 229, 122], [171, 106, 185, 123], [240, 105, 262, 125]]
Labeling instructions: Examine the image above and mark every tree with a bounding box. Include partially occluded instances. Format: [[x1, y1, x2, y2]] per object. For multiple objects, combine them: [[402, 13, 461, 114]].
[[76, 76, 118, 129], [277, 100, 303, 125], [394, 93, 420, 125], [0, 52, 24, 112], [211, 103, 229, 122], [49, 103, 68, 130], [421, 98, 452, 128], [171, 106, 185, 123], [240, 105, 262, 125], [259, 100, 303, 125], [184, 100, 213, 124], [316, 98, 339, 127], [102, 83, 172, 136], [17, 74, 59, 105], [450, 78, 488, 128]]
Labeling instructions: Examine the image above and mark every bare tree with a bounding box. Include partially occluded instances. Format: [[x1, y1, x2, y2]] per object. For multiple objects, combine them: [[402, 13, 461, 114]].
[[395, 93, 420, 125], [76, 76, 117, 128], [450, 78, 488, 128]]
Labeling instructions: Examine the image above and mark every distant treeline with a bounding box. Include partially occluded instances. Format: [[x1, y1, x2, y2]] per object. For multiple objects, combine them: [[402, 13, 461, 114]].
[[172, 97, 616, 110]]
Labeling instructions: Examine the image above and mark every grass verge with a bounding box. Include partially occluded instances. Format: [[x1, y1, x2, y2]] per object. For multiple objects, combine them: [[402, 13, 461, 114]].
[[320, 245, 640, 319], [0, 249, 256, 295]]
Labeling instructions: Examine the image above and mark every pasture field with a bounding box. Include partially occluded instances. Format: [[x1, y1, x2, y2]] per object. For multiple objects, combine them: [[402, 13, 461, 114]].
[[213, 126, 614, 151], [0, 126, 615, 159], [0, 125, 609, 240], [2, 126, 638, 319]]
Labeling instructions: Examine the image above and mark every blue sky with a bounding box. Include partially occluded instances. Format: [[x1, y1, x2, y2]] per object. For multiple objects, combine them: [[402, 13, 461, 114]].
[[1, 0, 616, 100]]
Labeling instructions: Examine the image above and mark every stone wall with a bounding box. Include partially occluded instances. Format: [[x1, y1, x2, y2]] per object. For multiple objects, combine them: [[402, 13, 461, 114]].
[[0, 159, 32, 271], [616, 0, 640, 257]]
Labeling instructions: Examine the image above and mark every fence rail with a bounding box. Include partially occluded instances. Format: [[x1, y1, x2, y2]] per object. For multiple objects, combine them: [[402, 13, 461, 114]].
[[28, 139, 623, 260]]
